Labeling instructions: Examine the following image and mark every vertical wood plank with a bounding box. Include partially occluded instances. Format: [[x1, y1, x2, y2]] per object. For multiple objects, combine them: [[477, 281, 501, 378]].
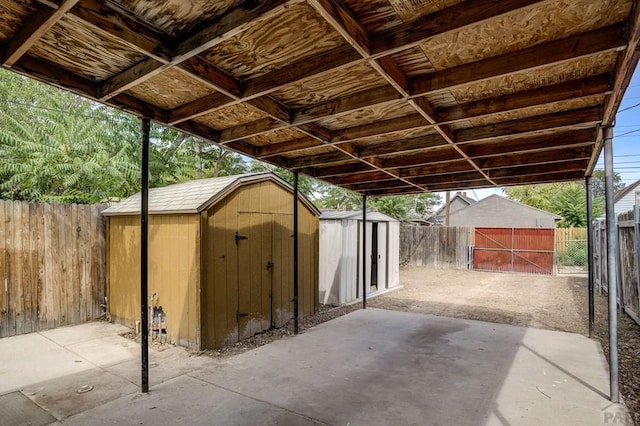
[[95, 205, 106, 320], [0, 201, 6, 337], [22, 201, 33, 334], [50, 203, 61, 327], [12, 201, 24, 336], [60, 204, 69, 326], [43, 203, 54, 330], [78, 205, 87, 322], [69, 204, 78, 324], [35, 203, 45, 331]]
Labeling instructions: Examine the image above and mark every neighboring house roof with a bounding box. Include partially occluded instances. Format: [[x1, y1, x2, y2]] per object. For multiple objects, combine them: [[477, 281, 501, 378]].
[[432, 193, 476, 216], [320, 210, 398, 222], [449, 194, 561, 222], [428, 193, 477, 224], [103, 173, 320, 216], [614, 180, 640, 203]]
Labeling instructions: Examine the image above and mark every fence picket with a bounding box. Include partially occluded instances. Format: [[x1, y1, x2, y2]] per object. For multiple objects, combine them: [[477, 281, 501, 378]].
[[400, 225, 474, 269], [0, 200, 106, 337]]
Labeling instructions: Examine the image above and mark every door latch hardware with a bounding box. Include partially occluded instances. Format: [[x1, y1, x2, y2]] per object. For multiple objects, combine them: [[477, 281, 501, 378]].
[[235, 232, 248, 243], [266, 261, 274, 269], [237, 312, 248, 321]]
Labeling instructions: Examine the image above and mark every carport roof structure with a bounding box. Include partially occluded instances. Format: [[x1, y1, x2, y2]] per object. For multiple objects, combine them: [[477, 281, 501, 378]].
[[1, 0, 639, 195]]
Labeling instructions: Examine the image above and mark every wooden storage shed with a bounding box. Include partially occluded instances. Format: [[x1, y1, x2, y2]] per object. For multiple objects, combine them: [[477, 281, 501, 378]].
[[319, 211, 400, 305], [103, 173, 319, 350]]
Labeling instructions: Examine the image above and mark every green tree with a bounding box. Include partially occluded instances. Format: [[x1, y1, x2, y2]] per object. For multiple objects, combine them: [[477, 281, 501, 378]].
[[591, 169, 625, 199], [0, 103, 139, 203], [0, 68, 247, 202], [505, 182, 604, 227]]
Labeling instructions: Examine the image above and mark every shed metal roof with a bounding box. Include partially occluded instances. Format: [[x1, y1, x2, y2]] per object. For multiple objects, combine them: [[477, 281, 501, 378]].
[[1, 0, 638, 195], [320, 210, 398, 222], [102, 172, 320, 216]]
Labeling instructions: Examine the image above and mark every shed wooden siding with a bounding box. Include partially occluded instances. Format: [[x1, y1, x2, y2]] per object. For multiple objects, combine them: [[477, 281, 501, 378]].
[[201, 180, 318, 349], [107, 214, 201, 349]]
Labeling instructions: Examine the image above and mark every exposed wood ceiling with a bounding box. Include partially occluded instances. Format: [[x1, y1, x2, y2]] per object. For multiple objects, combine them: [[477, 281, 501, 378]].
[[1, 0, 639, 195]]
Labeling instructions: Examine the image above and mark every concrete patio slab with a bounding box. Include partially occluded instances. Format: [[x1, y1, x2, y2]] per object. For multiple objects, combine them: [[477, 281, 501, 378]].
[[0, 310, 626, 425]]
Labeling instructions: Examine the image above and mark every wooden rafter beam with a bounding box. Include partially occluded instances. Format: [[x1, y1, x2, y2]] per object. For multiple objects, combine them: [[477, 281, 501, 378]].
[[364, 187, 425, 196], [411, 24, 627, 96], [219, 118, 288, 144], [461, 128, 596, 158], [332, 114, 427, 142], [437, 74, 611, 123], [370, 0, 544, 56], [398, 161, 477, 178], [177, 56, 243, 99], [358, 134, 447, 158], [99, 0, 295, 100], [12, 55, 100, 97], [243, 44, 361, 98], [486, 159, 589, 179], [346, 179, 410, 192], [409, 171, 485, 186], [308, 0, 369, 56], [329, 170, 395, 185], [379, 147, 463, 169], [3, 0, 80, 67], [70, 0, 170, 62], [168, 92, 233, 124], [313, 162, 376, 177], [292, 85, 401, 125], [494, 171, 586, 187], [257, 137, 321, 158], [288, 151, 353, 169], [454, 106, 602, 143], [474, 145, 592, 170]]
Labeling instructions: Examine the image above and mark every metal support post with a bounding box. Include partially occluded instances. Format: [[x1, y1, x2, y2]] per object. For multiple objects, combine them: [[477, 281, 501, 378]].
[[140, 118, 150, 393], [293, 171, 299, 334], [586, 176, 595, 338], [604, 125, 619, 403], [362, 194, 367, 309]]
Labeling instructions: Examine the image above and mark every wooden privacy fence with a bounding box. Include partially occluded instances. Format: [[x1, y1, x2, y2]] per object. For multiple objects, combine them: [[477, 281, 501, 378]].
[[400, 225, 473, 269], [594, 208, 640, 326], [0, 200, 106, 338]]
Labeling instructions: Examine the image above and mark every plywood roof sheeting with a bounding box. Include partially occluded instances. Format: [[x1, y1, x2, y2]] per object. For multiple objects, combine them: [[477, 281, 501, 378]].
[[2, 0, 639, 195]]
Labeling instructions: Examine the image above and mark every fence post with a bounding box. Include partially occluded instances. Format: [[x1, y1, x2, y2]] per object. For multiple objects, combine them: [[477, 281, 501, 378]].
[[604, 125, 619, 403], [586, 176, 595, 338], [616, 218, 625, 314], [635, 206, 640, 319]]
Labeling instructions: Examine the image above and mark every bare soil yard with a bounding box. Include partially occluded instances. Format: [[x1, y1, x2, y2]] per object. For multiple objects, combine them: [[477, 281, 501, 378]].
[[369, 266, 640, 424], [369, 267, 588, 333]]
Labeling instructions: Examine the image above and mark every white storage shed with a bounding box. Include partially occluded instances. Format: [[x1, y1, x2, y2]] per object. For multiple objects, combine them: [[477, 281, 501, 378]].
[[319, 210, 400, 305]]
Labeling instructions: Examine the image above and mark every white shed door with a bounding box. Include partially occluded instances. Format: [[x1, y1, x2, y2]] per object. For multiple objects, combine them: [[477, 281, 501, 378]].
[[376, 222, 387, 289]]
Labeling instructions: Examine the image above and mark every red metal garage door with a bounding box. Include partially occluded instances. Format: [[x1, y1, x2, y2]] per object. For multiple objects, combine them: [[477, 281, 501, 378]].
[[473, 228, 555, 275]]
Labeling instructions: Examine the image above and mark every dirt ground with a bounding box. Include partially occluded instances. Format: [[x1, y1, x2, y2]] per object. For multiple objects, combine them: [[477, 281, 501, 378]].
[[368, 266, 640, 425]]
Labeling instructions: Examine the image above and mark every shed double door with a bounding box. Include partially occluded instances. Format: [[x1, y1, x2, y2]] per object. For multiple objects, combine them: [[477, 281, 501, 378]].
[[236, 213, 293, 340]]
